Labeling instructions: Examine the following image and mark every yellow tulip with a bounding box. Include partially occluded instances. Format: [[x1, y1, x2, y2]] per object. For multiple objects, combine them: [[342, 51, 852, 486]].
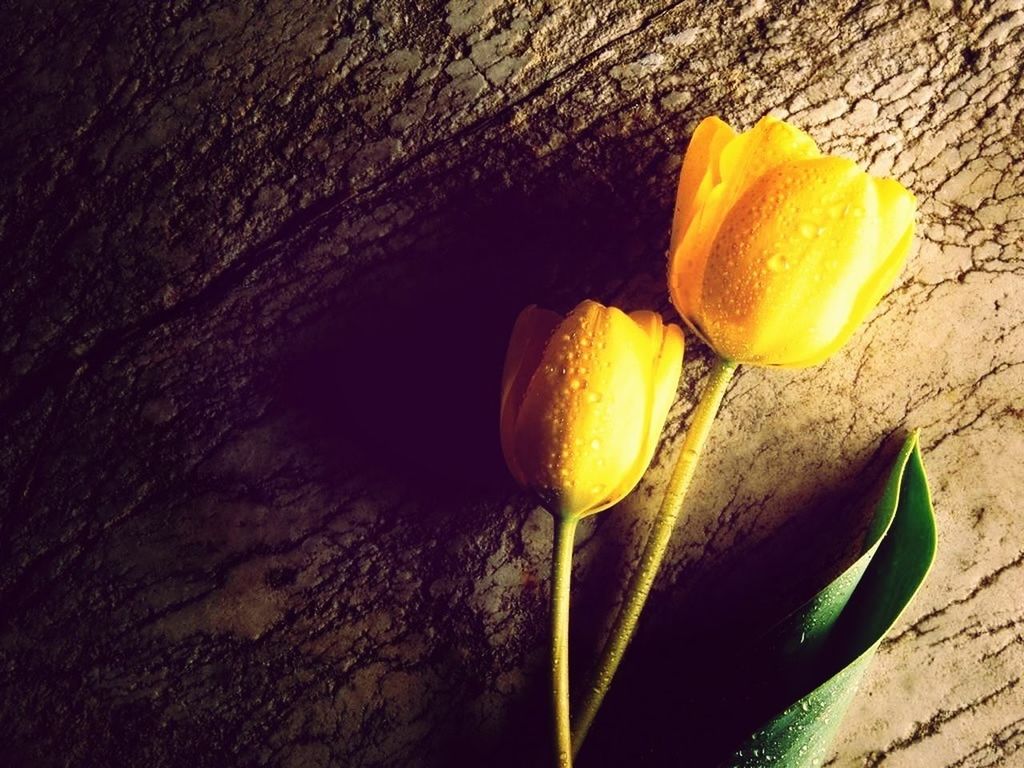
[[668, 115, 917, 367], [500, 300, 684, 518]]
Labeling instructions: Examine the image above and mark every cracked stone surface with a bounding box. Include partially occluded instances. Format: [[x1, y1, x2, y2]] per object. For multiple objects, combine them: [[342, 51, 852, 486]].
[[1, 0, 1022, 766]]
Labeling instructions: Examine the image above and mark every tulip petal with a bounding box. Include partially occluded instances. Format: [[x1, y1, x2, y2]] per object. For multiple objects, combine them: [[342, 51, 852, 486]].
[[784, 178, 916, 367], [514, 301, 651, 517], [623, 322, 685, 506], [500, 305, 563, 485], [628, 309, 665, 360], [669, 116, 820, 343], [669, 182, 729, 340], [872, 178, 917, 267], [789, 219, 915, 367], [648, 323, 686, 450], [591, 315, 684, 513], [717, 116, 820, 196], [670, 116, 736, 253], [702, 156, 889, 366]]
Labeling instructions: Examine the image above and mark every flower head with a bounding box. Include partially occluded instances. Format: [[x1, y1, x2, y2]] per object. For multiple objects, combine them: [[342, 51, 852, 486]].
[[500, 300, 684, 517], [669, 115, 916, 367]]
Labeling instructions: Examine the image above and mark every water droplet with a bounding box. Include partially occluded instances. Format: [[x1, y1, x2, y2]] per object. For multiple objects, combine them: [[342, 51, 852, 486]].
[[767, 252, 791, 271], [559, 367, 568, 375], [590, 439, 601, 450], [800, 700, 809, 712], [816, 225, 827, 237], [798, 222, 816, 238], [569, 378, 583, 390], [585, 392, 602, 403]]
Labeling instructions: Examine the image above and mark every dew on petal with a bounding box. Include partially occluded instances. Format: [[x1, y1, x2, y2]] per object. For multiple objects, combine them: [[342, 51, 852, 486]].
[[767, 252, 791, 272]]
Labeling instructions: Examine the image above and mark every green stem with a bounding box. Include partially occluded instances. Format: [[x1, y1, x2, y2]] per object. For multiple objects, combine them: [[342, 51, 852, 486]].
[[551, 513, 579, 768], [571, 356, 737, 756]]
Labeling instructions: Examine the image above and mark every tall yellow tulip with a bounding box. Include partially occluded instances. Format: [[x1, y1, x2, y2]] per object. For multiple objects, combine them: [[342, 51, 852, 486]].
[[669, 115, 916, 367], [572, 116, 918, 756], [499, 299, 684, 767]]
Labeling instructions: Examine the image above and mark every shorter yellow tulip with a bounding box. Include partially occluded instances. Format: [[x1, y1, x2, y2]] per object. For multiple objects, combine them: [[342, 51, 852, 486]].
[[668, 115, 917, 367], [500, 300, 684, 518]]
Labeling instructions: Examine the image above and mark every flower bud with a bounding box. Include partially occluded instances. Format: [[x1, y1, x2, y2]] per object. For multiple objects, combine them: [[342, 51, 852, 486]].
[[500, 300, 684, 518], [669, 115, 917, 367]]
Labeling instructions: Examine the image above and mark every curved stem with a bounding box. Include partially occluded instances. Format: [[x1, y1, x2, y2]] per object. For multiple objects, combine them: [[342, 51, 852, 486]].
[[551, 513, 579, 768], [572, 356, 737, 756]]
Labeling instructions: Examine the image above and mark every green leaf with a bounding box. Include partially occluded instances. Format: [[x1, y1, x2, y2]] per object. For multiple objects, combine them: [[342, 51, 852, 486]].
[[723, 432, 937, 768]]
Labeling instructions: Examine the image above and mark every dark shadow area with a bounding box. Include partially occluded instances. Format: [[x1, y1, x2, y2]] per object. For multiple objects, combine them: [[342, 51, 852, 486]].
[[276, 135, 677, 516]]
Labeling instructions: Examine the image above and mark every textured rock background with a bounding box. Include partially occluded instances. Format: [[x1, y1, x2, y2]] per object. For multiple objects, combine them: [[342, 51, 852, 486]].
[[1, 0, 1022, 766]]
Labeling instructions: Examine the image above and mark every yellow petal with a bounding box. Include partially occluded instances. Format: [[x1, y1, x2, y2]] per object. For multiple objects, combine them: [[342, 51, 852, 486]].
[[627, 309, 665, 360], [670, 116, 736, 254], [717, 116, 820, 196], [669, 116, 820, 339], [513, 301, 650, 516], [794, 220, 915, 367], [587, 314, 684, 513], [500, 305, 562, 485], [873, 178, 917, 267], [647, 323, 685, 453], [668, 181, 729, 347], [616, 321, 685, 505], [702, 156, 885, 365], [785, 179, 916, 367]]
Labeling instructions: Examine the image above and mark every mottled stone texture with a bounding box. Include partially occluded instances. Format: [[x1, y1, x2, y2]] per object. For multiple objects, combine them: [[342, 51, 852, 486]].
[[1, 0, 1022, 766]]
